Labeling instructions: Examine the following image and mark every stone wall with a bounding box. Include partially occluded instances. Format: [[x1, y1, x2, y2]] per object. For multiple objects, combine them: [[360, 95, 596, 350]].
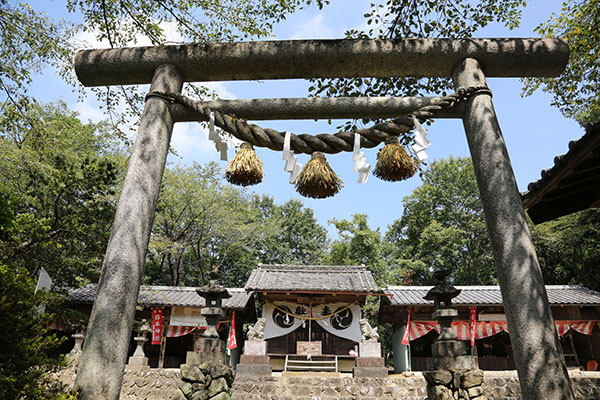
[[55, 367, 600, 399], [231, 371, 600, 400], [232, 374, 428, 400], [54, 366, 181, 400], [482, 370, 600, 400]]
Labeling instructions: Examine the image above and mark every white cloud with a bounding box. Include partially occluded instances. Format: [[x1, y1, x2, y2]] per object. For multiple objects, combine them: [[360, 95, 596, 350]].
[[170, 121, 242, 162], [290, 14, 335, 40], [73, 19, 184, 49], [73, 96, 106, 123]]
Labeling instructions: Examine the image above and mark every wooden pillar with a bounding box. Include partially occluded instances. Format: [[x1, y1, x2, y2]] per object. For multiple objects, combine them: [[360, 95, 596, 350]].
[[75, 64, 183, 400], [453, 58, 574, 400]]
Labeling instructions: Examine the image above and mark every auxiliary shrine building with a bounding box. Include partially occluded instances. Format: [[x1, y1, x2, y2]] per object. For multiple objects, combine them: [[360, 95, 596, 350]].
[[60, 264, 600, 373]]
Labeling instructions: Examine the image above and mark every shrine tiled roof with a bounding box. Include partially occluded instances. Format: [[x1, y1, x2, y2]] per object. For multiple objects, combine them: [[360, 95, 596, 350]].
[[244, 264, 380, 294], [66, 284, 251, 309], [522, 122, 600, 224], [383, 285, 600, 306]]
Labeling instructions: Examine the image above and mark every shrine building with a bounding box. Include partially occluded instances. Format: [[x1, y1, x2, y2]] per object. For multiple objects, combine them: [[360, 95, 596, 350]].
[[239, 264, 383, 374], [380, 285, 600, 372], [65, 284, 255, 368]]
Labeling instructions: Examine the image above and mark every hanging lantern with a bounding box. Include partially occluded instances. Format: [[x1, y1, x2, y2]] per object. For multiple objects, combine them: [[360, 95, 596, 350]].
[[294, 152, 343, 199], [225, 142, 263, 186], [373, 136, 418, 182]]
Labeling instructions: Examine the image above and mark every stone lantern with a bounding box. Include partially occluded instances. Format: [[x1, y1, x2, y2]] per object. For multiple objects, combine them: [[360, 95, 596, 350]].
[[423, 284, 484, 400], [127, 319, 151, 370], [196, 271, 231, 339], [67, 329, 86, 362], [185, 268, 231, 365]]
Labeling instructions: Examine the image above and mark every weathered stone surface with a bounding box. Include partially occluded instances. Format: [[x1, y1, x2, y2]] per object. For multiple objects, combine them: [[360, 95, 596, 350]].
[[180, 381, 193, 397], [210, 364, 232, 380], [235, 364, 272, 377], [356, 357, 385, 367], [427, 355, 473, 370], [353, 367, 388, 378], [172, 389, 187, 400], [432, 340, 467, 357], [467, 386, 484, 398], [181, 364, 206, 383], [423, 370, 453, 386], [209, 393, 230, 400], [454, 57, 575, 400], [243, 340, 268, 355], [208, 377, 228, 397], [359, 341, 382, 357], [190, 390, 209, 400], [428, 384, 454, 400], [460, 369, 484, 389], [239, 355, 270, 364]]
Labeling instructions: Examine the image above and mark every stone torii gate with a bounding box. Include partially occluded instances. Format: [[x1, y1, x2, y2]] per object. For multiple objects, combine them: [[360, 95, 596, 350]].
[[73, 38, 573, 400]]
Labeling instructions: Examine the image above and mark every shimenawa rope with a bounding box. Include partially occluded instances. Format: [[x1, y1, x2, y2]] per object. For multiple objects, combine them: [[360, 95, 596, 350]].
[[145, 86, 491, 155]]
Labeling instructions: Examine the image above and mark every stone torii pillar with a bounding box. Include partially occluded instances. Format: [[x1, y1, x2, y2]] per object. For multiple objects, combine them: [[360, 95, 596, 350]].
[[453, 58, 573, 399], [74, 64, 182, 399], [73, 38, 573, 400]]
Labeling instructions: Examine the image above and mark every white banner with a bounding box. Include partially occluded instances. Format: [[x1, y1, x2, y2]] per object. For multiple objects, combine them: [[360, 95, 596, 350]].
[[263, 302, 362, 343], [263, 302, 304, 339], [170, 306, 207, 327], [315, 302, 362, 343]]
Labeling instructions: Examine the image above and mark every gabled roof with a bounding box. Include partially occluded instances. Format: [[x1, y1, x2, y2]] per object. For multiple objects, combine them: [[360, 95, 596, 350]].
[[383, 285, 600, 306], [244, 264, 380, 294], [66, 284, 251, 309], [522, 122, 600, 224]]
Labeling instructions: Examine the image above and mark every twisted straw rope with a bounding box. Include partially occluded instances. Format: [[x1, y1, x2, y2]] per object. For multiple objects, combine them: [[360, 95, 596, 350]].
[[147, 86, 490, 155]]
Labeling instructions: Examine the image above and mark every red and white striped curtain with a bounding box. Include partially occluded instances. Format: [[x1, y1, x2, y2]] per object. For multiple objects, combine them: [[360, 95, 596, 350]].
[[403, 320, 596, 342], [165, 326, 197, 338], [555, 321, 595, 336]]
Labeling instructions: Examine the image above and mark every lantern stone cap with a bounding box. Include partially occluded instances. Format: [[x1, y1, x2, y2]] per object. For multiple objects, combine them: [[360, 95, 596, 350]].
[[424, 284, 461, 302], [195, 285, 231, 299]]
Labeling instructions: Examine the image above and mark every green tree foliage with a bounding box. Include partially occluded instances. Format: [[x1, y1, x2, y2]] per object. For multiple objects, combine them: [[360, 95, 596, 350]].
[[387, 157, 495, 285], [145, 162, 270, 287], [0, 1, 74, 106], [0, 263, 76, 400], [522, 0, 600, 124], [326, 214, 389, 284], [0, 101, 124, 287], [531, 209, 600, 291], [145, 166, 328, 287], [253, 195, 328, 265], [0, 0, 328, 133]]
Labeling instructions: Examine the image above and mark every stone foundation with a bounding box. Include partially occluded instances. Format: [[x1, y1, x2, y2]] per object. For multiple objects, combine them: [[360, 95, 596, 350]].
[[424, 369, 484, 400], [173, 362, 234, 400]]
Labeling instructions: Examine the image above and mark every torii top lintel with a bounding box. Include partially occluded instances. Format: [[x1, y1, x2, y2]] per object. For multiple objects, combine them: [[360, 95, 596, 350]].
[[75, 38, 569, 87]]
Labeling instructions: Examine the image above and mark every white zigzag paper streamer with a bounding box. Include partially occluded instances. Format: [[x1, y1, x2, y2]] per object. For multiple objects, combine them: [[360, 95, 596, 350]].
[[411, 116, 430, 162], [353, 133, 370, 184], [208, 112, 228, 161], [283, 132, 301, 182]]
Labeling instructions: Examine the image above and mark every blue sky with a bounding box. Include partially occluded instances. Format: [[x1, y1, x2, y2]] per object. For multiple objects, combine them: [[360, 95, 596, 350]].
[[30, 0, 583, 237]]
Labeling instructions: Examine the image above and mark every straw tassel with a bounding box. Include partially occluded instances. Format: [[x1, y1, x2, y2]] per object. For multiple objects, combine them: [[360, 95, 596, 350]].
[[373, 136, 418, 182], [225, 142, 263, 186], [294, 152, 343, 199]]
